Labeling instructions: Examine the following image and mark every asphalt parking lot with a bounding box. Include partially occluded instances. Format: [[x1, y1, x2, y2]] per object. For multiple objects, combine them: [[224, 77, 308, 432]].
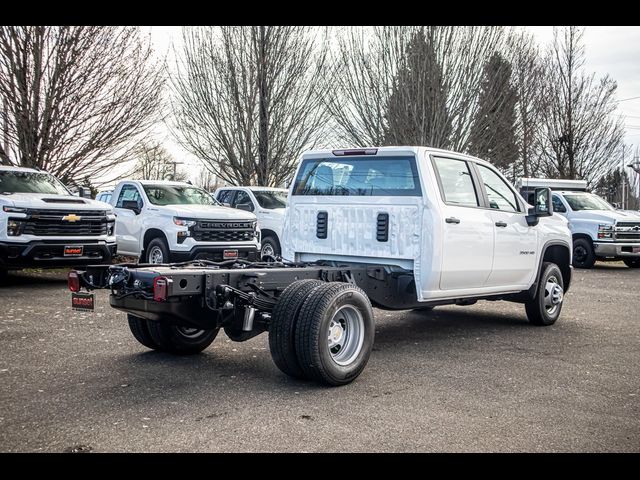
[[0, 264, 638, 452]]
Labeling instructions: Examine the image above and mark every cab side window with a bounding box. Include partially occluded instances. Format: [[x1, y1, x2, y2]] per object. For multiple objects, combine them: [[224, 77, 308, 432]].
[[432, 157, 479, 207], [116, 185, 142, 209], [233, 190, 255, 211], [552, 195, 567, 213], [476, 165, 520, 213], [217, 190, 235, 205]]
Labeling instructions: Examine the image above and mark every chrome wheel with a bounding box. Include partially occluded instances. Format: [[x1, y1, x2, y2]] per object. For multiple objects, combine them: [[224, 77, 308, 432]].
[[149, 246, 164, 264], [543, 275, 564, 316], [327, 305, 364, 366], [261, 242, 275, 259], [175, 326, 206, 339]]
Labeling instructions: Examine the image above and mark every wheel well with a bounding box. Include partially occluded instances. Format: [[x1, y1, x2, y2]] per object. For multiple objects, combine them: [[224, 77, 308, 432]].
[[142, 229, 168, 254], [260, 229, 280, 248], [543, 244, 572, 292], [572, 233, 592, 245]]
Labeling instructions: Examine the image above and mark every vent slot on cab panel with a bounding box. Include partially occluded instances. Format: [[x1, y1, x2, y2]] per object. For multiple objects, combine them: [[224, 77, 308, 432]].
[[377, 213, 389, 242], [316, 211, 328, 239]]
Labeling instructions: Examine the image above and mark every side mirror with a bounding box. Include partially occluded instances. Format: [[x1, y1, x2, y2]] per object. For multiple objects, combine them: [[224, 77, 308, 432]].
[[236, 203, 254, 212], [526, 187, 553, 226], [122, 200, 141, 215], [78, 186, 93, 199]]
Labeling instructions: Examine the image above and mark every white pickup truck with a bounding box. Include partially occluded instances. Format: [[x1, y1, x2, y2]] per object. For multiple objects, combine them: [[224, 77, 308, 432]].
[[213, 186, 288, 259], [519, 178, 640, 269], [70, 147, 572, 386], [109, 180, 260, 264], [0, 166, 116, 281]]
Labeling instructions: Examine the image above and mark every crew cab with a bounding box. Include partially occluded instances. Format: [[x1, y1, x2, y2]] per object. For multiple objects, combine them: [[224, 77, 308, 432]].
[[110, 180, 260, 264], [213, 186, 288, 259], [0, 166, 116, 281], [70, 147, 572, 386], [519, 178, 640, 269]]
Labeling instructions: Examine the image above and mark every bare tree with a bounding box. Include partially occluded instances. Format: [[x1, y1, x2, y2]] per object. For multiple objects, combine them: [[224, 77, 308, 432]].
[[467, 52, 518, 177], [130, 140, 187, 182], [0, 26, 164, 186], [170, 26, 329, 187], [193, 166, 221, 192], [507, 31, 546, 179], [326, 26, 506, 150], [538, 27, 624, 186]]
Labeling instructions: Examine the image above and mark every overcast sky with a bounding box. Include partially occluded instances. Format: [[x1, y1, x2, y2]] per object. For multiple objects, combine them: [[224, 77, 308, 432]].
[[137, 26, 640, 186]]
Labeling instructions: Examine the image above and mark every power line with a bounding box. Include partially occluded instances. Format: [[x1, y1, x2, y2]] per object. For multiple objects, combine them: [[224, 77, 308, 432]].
[[616, 95, 640, 103]]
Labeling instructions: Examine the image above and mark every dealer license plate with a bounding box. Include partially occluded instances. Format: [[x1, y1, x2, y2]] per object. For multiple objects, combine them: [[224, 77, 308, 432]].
[[223, 249, 238, 259], [64, 246, 84, 256], [71, 292, 94, 312]]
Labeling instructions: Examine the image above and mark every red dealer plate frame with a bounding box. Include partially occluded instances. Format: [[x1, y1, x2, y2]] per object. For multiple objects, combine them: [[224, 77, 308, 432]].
[[223, 249, 238, 259], [71, 292, 94, 312], [64, 246, 84, 256]]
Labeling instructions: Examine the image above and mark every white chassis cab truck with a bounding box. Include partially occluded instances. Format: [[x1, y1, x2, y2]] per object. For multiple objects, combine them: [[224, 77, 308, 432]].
[[213, 186, 288, 259], [518, 178, 640, 269], [109, 180, 261, 264], [1, 166, 117, 282], [69, 147, 572, 386]]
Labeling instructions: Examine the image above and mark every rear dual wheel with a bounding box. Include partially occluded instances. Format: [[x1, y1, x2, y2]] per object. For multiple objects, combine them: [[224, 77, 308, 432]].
[[127, 314, 218, 355], [269, 281, 375, 386]]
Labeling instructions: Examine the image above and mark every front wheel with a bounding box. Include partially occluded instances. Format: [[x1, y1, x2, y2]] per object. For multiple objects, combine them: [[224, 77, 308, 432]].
[[260, 236, 280, 260], [572, 238, 595, 269], [623, 258, 640, 268], [144, 237, 170, 264], [146, 321, 219, 355], [525, 262, 565, 326], [294, 282, 375, 386]]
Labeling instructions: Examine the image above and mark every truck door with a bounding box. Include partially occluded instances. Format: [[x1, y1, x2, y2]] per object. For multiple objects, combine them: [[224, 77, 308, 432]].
[[113, 184, 144, 256], [432, 157, 494, 290], [475, 164, 537, 287]]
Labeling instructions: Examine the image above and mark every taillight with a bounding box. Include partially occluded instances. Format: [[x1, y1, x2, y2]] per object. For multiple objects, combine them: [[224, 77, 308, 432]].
[[332, 148, 378, 156], [68, 271, 80, 292], [153, 276, 171, 302]]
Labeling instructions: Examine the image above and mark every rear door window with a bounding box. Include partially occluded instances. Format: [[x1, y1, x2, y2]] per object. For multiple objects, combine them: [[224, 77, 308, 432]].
[[432, 157, 479, 207], [292, 156, 421, 196]]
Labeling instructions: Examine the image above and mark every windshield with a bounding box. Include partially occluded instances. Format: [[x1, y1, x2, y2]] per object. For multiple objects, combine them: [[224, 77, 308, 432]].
[[253, 190, 287, 209], [563, 193, 615, 211], [142, 184, 219, 206], [0, 170, 70, 195], [292, 156, 421, 196]]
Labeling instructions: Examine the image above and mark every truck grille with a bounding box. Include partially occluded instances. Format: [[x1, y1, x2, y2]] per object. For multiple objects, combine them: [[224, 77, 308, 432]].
[[15, 209, 109, 237], [615, 222, 640, 242], [191, 221, 256, 242]]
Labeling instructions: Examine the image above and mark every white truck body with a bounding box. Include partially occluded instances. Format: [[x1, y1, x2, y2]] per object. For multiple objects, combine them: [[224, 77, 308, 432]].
[[213, 186, 287, 258], [0, 166, 116, 271], [283, 147, 572, 303], [110, 180, 260, 263]]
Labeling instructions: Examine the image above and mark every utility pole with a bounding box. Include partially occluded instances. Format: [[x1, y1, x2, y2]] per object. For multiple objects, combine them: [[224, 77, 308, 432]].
[[621, 144, 626, 210]]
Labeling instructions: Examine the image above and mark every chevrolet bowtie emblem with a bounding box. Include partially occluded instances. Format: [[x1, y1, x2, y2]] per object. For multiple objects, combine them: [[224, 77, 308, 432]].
[[62, 214, 81, 222]]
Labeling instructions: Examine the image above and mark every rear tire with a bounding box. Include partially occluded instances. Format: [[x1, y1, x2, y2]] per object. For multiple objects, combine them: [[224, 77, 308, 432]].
[[127, 314, 163, 350], [269, 279, 324, 379], [572, 238, 596, 269], [0, 268, 7, 285], [144, 237, 170, 264], [146, 321, 219, 355], [295, 282, 375, 386], [623, 258, 640, 268], [525, 262, 564, 326]]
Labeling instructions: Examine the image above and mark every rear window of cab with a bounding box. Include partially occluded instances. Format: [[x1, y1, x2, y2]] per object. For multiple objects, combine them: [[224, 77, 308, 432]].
[[292, 156, 422, 196]]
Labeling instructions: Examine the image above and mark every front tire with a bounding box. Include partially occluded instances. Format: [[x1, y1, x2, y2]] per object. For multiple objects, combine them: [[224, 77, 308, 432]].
[[623, 258, 640, 268], [260, 235, 280, 260], [144, 237, 170, 264], [572, 238, 596, 269], [269, 279, 324, 379], [294, 282, 375, 386], [525, 262, 565, 326], [146, 321, 219, 355]]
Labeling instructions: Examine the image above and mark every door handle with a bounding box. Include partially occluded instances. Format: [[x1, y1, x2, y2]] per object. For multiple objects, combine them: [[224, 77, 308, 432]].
[[445, 217, 461, 224], [495, 221, 507, 227]]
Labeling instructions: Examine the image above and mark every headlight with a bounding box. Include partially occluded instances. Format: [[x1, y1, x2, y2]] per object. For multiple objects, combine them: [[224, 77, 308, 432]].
[[3, 206, 27, 214], [598, 223, 613, 239], [173, 217, 197, 227]]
